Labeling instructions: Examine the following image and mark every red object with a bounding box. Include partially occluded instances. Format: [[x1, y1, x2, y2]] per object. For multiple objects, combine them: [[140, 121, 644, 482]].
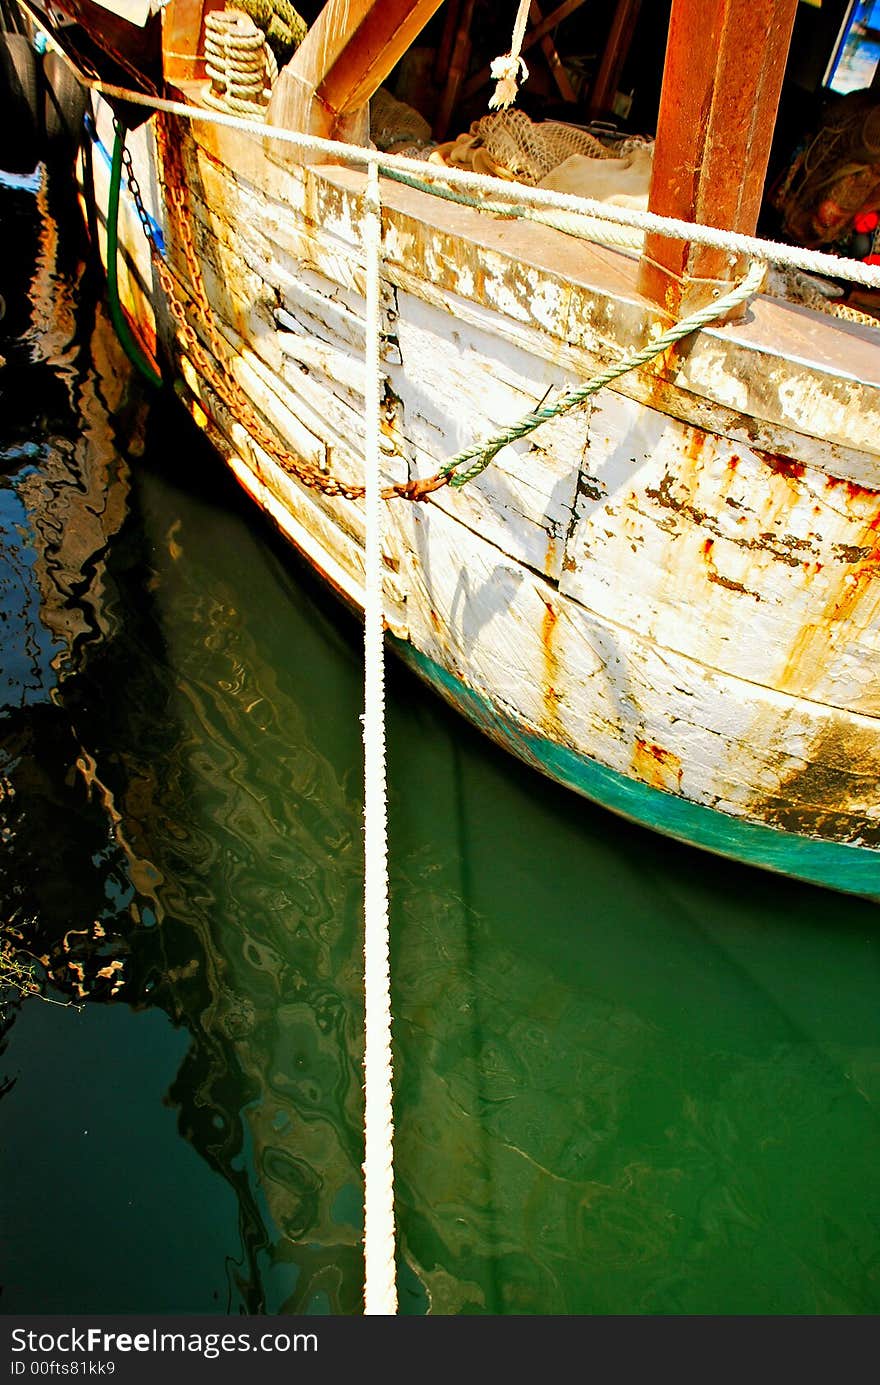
[[853, 210, 879, 233], [863, 253, 880, 264]]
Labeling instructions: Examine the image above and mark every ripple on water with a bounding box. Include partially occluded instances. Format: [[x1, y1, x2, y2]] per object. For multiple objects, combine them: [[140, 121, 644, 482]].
[[1, 162, 880, 1317]]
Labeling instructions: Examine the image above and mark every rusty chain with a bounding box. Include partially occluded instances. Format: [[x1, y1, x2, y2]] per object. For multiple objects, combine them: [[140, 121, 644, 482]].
[[143, 115, 439, 502], [121, 114, 760, 508]]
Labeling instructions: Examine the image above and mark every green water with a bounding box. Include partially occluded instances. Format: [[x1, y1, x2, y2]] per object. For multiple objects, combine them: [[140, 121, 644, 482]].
[[2, 165, 880, 1317]]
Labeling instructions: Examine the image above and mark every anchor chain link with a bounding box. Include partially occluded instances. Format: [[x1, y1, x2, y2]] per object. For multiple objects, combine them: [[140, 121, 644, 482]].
[[117, 129, 163, 252], [117, 116, 767, 506], [123, 113, 423, 501]]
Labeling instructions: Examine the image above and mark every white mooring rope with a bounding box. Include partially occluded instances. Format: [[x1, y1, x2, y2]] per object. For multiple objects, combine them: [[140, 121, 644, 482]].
[[57, 77, 880, 290], [488, 0, 532, 110], [361, 156, 397, 1317]]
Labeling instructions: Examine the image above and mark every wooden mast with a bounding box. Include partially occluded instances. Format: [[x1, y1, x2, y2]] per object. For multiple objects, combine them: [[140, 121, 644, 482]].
[[267, 0, 446, 159], [637, 0, 799, 315]]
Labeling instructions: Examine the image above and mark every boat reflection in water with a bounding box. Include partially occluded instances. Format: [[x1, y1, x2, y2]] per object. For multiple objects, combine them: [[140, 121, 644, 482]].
[[2, 165, 880, 1317]]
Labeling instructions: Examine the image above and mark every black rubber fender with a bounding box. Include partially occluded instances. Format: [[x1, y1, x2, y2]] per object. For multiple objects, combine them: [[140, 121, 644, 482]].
[[0, 32, 41, 174], [40, 48, 88, 159]]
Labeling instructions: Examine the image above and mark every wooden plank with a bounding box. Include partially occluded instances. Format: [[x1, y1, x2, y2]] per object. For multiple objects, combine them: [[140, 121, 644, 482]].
[[638, 0, 799, 313], [389, 289, 584, 579], [265, 0, 445, 156], [383, 496, 880, 844], [178, 166, 583, 577], [530, 0, 577, 105], [588, 0, 641, 117], [161, 0, 221, 82], [432, 0, 476, 142], [434, 0, 462, 84], [180, 126, 880, 483], [561, 391, 880, 715]]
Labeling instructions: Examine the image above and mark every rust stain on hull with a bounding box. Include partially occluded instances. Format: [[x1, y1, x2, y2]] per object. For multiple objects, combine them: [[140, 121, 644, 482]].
[[750, 717, 880, 848], [776, 490, 880, 697], [540, 599, 565, 743], [756, 450, 806, 482], [632, 737, 683, 793], [701, 537, 761, 600]]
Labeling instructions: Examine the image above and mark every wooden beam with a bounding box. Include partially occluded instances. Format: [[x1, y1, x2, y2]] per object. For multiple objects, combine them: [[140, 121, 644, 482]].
[[434, 0, 462, 84], [432, 0, 476, 141], [459, 0, 586, 102], [589, 0, 640, 117], [162, 0, 223, 83], [637, 0, 798, 315], [530, 0, 577, 104], [266, 0, 446, 158]]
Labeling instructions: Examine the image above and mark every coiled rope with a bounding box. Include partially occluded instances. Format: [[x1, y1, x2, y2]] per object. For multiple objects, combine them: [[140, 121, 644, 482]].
[[204, 8, 277, 117], [361, 158, 397, 1316]]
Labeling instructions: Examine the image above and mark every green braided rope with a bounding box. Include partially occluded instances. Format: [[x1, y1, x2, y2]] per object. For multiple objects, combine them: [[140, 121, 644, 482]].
[[387, 166, 647, 255], [441, 260, 767, 488], [386, 167, 526, 220]]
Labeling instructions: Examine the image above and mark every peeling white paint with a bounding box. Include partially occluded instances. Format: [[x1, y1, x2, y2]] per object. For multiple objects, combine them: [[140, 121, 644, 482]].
[[100, 114, 880, 860]]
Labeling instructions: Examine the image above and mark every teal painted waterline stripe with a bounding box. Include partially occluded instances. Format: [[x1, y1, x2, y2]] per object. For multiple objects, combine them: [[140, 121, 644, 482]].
[[394, 638, 880, 900]]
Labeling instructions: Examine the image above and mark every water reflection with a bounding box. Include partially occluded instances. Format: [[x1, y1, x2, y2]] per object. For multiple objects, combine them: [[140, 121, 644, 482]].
[[1, 164, 880, 1317]]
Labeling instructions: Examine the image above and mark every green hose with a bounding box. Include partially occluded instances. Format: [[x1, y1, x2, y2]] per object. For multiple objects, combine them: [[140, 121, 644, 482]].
[[107, 123, 163, 388]]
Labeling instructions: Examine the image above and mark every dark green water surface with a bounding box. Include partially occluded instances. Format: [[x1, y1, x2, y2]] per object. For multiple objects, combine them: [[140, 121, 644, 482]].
[[2, 165, 880, 1317]]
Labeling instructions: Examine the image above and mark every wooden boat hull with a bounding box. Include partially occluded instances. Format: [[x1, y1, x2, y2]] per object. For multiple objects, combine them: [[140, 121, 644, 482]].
[[400, 640, 880, 896], [81, 99, 880, 899]]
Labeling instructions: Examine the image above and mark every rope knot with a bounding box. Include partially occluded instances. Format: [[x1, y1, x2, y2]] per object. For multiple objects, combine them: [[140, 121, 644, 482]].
[[488, 53, 530, 110], [488, 0, 531, 110]]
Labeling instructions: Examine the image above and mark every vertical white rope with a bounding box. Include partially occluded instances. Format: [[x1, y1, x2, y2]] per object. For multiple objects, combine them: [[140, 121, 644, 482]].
[[489, 0, 532, 108], [361, 156, 397, 1317]]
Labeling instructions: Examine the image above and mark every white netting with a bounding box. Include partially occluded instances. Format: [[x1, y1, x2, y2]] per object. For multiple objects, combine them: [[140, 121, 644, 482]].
[[765, 265, 878, 326], [369, 87, 432, 156], [539, 142, 653, 205], [430, 109, 640, 185], [429, 109, 654, 208]]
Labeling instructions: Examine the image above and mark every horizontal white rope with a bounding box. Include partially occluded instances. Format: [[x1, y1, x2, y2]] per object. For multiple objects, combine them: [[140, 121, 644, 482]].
[[36, 36, 880, 293]]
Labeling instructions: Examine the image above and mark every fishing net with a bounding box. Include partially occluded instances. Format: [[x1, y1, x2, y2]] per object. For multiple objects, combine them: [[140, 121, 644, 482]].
[[429, 109, 647, 186], [473, 110, 614, 182], [370, 87, 432, 156], [773, 91, 880, 247], [766, 264, 879, 327]]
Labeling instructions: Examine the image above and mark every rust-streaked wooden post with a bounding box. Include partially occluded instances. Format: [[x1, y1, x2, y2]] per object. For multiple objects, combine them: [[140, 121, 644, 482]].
[[267, 0, 446, 159], [638, 0, 798, 315]]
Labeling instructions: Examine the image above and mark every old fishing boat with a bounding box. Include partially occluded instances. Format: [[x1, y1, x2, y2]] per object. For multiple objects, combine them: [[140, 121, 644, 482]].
[[5, 0, 880, 897]]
